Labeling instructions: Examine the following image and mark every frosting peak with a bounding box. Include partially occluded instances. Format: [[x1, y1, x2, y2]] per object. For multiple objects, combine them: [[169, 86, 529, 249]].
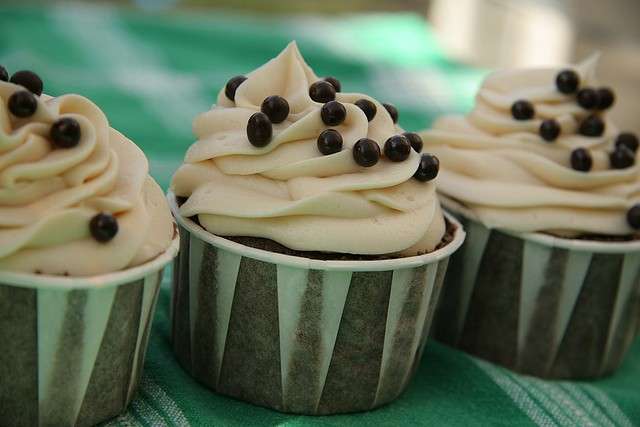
[[172, 42, 446, 256], [421, 55, 640, 236]]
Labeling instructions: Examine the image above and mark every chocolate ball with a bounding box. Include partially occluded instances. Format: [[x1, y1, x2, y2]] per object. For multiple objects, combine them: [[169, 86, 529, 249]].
[[403, 132, 423, 153], [355, 99, 377, 121], [225, 75, 247, 101], [89, 213, 119, 243], [570, 148, 592, 172], [246, 112, 272, 147], [261, 95, 289, 124], [309, 81, 336, 103], [414, 154, 440, 182], [50, 118, 81, 149], [8, 90, 37, 117], [556, 69, 580, 94], [352, 138, 380, 167], [321, 100, 346, 126], [317, 129, 343, 155], [383, 135, 411, 162], [511, 100, 535, 120], [10, 70, 43, 96]]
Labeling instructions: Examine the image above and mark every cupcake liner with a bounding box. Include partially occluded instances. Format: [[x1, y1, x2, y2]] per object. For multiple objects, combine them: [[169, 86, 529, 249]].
[[433, 209, 640, 379], [0, 233, 179, 427], [168, 192, 465, 415]]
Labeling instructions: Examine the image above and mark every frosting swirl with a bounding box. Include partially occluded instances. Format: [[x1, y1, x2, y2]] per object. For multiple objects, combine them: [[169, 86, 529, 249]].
[[0, 81, 174, 276], [421, 55, 640, 236], [172, 42, 445, 256]]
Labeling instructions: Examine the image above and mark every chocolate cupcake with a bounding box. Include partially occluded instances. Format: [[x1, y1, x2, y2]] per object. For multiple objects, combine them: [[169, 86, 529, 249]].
[[0, 68, 179, 426], [421, 54, 640, 379], [169, 42, 465, 414]]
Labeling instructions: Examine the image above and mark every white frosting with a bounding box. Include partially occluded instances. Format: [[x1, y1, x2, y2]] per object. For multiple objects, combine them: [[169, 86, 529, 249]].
[[172, 42, 446, 255], [0, 83, 174, 276], [421, 55, 640, 236]]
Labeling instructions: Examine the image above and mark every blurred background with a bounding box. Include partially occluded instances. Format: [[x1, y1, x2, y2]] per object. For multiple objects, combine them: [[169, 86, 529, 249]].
[[1, 0, 638, 186]]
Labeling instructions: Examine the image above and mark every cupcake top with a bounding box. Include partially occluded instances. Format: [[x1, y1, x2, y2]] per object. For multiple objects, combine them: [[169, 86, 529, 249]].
[[0, 67, 174, 276], [421, 55, 640, 237], [172, 42, 445, 256]]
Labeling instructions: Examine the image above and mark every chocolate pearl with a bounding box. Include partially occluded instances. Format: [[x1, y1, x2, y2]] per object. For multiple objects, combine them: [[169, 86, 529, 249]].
[[511, 100, 534, 120], [383, 103, 398, 123], [615, 132, 639, 153], [317, 129, 343, 155], [596, 87, 615, 110], [610, 146, 635, 169], [8, 90, 37, 117], [0, 65, 7, 82], [579, 114, 605, 137], [224, 75, 246, 101], [355, 99, 377, 121], [384, 135, 411, 162], [539, 119, 561, 142], [556, 69, 580, 94], [309, 81, 336, 103], [577, 88, 599, 110], [50, 118, 81, 149], [324, 76, 341, 92], [352, 138, 380, 167], [89, 213, 118, 243], [246, 112, 272, 147], [10, 70, 43, 96], [628, 204, 640, 230], [570, 148, 592, 172], [261, 95, 289, 123], [414, 154, 440, 182], [403, 132, 423, 153], [320, 100, 346, 126]]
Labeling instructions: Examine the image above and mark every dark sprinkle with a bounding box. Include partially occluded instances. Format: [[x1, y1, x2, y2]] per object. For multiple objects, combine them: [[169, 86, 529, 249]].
[[576, 87, 599, 110], [224, 75, 247, 101], [383, 103, 398, 124], [320, 100, 346, 126], [10, 70, 43, 96], [615, 132, 639, 153], [403, 132, 423, 153], [8, 90, 37, 117], [309, 80, 336, 103], [570, 148, 592, 172], [628, 204, 640, 230], [579, 114, 605, 137], [246, 112, 272, 147], [355, 98, 377, 121], [0, 65, 7, 82], [596, 87, 615, 110], [324, 76, 341, 92], [260, 95, 289, 124], [610, 146, 635, 169], [414, 153, 440, 182], [383, 135, 411, 162], [511, 100, 535, 120], [556, 69, 580, 94], [317, 129, 343, 155], [352, 138, 380, 167], [89, 213, 119, 243], [539, 119, 561, 142], [50, 117, 82, 149]]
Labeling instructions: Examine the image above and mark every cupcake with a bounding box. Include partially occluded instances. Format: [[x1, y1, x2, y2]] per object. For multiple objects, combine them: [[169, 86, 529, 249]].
[[0, 67, 179, 426], [421, 55, 640, 379], [169, 42, 464, 414]]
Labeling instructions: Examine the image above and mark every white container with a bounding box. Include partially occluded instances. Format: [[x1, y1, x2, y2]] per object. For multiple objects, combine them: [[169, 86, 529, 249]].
[[168, 192, 465, 415], [433, 206, 640, 379], [0, 231, 180, 427]]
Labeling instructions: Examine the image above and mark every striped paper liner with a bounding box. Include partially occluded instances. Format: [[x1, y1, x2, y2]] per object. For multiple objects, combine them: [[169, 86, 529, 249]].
[[0, 234, 179, 427], [433, 209, 640, 379], [168, 193, 465, 415]]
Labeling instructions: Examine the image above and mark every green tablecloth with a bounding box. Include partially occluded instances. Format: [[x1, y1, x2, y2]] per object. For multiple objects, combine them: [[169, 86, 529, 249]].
[[1, 4, 639, 426]]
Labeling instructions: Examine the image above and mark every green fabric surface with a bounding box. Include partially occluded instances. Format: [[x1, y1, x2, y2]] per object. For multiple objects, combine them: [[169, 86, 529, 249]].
[[1, 4, 639, 426]]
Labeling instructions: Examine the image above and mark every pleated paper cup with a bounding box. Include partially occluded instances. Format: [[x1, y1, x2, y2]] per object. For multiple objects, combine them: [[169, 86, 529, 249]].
[[433, 205, 640, 379], [0, 230, 179, 427], [168, 192, 465, 415]]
